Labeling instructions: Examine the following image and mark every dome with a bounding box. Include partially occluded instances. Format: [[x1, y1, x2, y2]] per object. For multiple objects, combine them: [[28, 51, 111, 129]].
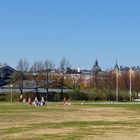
[[91, 59, 102, 74]]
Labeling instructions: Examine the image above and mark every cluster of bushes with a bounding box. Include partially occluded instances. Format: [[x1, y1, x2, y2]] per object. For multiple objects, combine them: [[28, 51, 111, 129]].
[[0, 89, 133, 102], [68, 89, 130, 101], [51, 88, 131, 102], [0, 92, 35, 102], [0, 93, 19, 102]]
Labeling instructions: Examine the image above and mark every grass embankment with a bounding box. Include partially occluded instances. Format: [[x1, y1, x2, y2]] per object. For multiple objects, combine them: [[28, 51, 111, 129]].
[[0, 102, 140, 140]]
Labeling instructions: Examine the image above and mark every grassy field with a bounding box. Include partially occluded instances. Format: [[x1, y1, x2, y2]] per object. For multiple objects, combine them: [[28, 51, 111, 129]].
[[0, 102, 140, 140]]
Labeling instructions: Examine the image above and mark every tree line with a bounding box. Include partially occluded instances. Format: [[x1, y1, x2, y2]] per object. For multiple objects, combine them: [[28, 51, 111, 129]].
[[82, 70, 140, 101], [11, 58, 71, 98], [2, 57, 140, 101]]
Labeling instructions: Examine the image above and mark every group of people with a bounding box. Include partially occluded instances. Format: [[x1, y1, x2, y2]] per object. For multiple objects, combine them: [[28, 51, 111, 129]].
[[32, 97, 46, 106], [20, 95, 71, 106], [21, 96, 46, 106]]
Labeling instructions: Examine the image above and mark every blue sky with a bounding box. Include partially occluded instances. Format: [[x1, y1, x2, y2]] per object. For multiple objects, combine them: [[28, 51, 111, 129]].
[[0, 0, 140, 70]]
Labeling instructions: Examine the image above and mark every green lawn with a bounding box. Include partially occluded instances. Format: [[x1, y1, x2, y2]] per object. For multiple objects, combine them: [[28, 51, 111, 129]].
[[0, 102, 140, 140]]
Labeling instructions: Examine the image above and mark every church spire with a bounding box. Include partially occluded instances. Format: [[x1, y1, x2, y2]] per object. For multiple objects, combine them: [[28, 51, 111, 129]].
[[114, 59, 119, 71], [95, 59, 98, 66]]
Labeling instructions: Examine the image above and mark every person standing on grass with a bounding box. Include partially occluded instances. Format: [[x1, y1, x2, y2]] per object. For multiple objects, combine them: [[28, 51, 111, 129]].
[[20, 94, 23, 102]]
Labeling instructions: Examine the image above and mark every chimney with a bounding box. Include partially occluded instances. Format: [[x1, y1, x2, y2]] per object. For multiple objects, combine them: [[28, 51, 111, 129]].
[[78, 67, 80, 73]]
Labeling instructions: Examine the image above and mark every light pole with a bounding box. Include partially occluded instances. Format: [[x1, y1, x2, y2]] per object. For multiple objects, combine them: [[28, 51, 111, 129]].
[[114, 60, 119, 102], [129, 68, 133, 101], [10, 84, 13, 102], [115, 70, 119, 102], [72, 74, 76, 89]]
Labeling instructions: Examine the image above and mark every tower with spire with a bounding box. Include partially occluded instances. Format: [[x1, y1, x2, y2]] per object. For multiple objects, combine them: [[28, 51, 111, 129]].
[[91, 59, 102, 75], [114, 60, 119, 71]]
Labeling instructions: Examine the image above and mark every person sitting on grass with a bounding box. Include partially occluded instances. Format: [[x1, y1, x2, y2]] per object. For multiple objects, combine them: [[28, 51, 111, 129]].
[[40, 97, 45, 106], [32, 97, 45, 106], [33, 97, 38, 106], [28, 97, 32, 105], [63, 97, 71, 106]]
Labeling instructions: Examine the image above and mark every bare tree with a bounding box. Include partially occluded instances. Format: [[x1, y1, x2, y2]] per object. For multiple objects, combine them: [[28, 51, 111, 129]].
[[120, 71, 129, 90], [17, 59, 29, 72], [43, 59, 55, 95], [30, 61, 44, 96], [44, 60, 54, 71], [59, 57, 70, 72], [59, 57, 71, 100], [130, 72, 140, 99], [96, 71, 116, 100], [12, 59, 30, 95]]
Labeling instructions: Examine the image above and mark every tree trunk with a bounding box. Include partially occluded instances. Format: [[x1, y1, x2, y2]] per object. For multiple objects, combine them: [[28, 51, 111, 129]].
[[35, 87, 38, 97]]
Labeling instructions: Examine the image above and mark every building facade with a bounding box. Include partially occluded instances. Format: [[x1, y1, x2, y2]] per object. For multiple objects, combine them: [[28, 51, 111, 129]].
[[0, 66, 15, 86]]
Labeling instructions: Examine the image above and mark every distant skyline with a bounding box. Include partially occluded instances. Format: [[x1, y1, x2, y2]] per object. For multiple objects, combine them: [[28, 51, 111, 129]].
[[0, 0, 140, 70]]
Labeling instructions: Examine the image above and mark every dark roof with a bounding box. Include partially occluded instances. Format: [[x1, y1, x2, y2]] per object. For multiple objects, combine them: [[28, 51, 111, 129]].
[[66, 68, 81, 74], [0, 87, 73, 94], [0, 65, 16, 72]]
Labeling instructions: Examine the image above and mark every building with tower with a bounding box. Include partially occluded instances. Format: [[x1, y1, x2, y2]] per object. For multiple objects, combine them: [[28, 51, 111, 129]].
[[91, 59, 102, 75]]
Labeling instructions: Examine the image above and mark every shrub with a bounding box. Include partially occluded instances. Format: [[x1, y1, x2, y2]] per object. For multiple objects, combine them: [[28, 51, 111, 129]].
[[70, 89, 89, 100], [118, 91, 129, 101], [0, 95, 7, 101]]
